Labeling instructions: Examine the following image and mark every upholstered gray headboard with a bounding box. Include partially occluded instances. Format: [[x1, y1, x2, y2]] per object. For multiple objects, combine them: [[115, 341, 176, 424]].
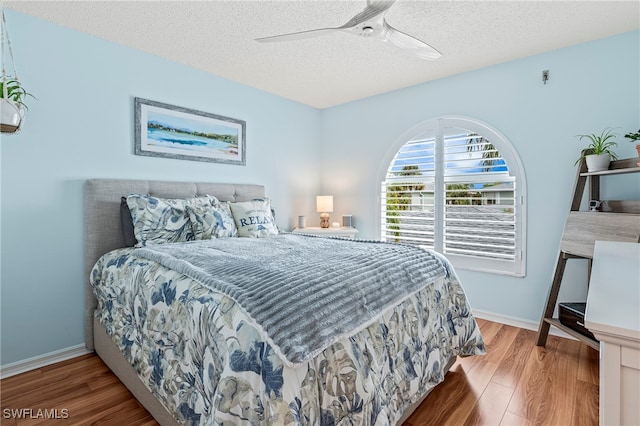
[[83, 179, 266, 350]]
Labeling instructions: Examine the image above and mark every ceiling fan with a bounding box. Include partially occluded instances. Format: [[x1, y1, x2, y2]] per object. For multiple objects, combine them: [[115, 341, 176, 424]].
[[255, 0, 442, 60]]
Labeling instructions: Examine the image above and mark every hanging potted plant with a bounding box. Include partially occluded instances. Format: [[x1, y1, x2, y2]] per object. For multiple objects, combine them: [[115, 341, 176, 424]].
[[624, 129, 640, 166], [575, 128, 619, 172], [0, 78, 32, 133], [1, 8, 33, 134]]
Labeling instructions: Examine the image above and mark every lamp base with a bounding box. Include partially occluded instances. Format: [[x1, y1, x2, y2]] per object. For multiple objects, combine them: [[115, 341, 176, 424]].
[[320, 213, 330, 228]]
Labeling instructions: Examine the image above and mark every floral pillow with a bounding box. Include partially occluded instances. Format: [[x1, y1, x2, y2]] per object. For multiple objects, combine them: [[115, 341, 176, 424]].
[[126, 194, 212, 246], [229, 198, 278, 238], [186, 196, 238, 239], [120, 197, 138, 247]]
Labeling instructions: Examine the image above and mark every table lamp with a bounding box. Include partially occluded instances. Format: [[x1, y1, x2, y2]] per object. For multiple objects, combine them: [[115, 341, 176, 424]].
[[316, 195, 333, 228]]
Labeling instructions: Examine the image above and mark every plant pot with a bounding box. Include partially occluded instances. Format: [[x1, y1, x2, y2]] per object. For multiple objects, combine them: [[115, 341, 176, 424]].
[[585, 153, 611, 172], [636, 144, 640, 167], [0, 99, 25, 133]]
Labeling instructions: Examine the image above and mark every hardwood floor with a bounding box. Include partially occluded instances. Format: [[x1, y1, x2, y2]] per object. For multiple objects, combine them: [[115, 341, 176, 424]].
[[404, 319, 599, 425], [0, 319, 599, 425]]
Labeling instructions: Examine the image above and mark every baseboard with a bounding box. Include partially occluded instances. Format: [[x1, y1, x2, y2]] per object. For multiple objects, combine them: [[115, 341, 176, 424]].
[[473, 309, 576, 341], [0, 344, 91, 380]]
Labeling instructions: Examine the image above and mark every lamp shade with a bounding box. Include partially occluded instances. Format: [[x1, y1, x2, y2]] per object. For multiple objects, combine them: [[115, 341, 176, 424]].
[[316, 195, 334, 213]]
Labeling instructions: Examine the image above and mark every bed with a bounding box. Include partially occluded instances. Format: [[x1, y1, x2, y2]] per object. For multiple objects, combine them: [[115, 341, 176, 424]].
[[84, 178, 485, 425]]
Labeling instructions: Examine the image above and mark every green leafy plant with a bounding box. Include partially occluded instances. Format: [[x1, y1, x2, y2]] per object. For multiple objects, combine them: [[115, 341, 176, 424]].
[[385, 165, 425, 242], [624, 129, 640, 144], [575, 127, 619, 165], [0, 78, 35, 109]]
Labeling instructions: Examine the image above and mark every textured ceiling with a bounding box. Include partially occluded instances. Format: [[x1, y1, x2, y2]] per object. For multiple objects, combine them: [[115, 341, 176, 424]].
[[5, 1, 640, 109]]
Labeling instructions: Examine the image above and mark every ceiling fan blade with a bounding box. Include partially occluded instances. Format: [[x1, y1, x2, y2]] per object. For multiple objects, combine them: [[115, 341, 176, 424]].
[[256, 27, 338, 43], [382, 20, 442, 60], [342, 0, 396, 28]]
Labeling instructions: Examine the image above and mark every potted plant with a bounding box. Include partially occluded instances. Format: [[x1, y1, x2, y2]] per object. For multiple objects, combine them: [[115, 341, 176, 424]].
[[624, 129, 640, 166], [575, 128, 619, 172], [1, 9, 33, 134], [0, 78, 34, 133]]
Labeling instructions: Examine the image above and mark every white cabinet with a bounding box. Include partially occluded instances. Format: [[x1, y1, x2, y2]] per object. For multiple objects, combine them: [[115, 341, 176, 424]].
[[585, 241, 640, 426]]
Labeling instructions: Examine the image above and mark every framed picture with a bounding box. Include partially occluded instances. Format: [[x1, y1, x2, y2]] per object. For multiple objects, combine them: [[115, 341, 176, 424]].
[[134, 97, 246, 165]]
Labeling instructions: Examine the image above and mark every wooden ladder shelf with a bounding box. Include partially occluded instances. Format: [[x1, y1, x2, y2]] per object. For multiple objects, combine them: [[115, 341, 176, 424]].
[[536, 157, 640, 350]]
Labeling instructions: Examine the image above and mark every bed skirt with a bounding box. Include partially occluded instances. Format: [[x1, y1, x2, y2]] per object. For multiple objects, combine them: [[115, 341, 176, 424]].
[[93, 316, 456, 426]]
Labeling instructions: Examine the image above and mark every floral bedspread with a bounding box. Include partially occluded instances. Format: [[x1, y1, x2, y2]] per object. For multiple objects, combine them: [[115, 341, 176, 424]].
[[91, 243, 485, 425]]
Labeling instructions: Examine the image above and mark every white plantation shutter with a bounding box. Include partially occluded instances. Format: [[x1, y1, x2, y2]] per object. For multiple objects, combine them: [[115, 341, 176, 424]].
[[381, 117, 526, 277], [381, 135, 436, 246]]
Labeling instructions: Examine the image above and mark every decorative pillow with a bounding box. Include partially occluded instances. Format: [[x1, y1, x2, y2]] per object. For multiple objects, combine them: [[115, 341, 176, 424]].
[[186, 197, 238, 239], [120, 197, 137, 247], [229, 198, 278, 238], [126, 194, 212, 246]]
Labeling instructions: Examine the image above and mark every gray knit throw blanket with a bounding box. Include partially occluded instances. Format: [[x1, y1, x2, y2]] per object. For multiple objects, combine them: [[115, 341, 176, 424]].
[[135, 233, 445, 367]]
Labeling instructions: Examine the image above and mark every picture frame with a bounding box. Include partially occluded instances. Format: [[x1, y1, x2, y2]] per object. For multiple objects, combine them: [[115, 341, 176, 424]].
[[134, 97, 246, 165]]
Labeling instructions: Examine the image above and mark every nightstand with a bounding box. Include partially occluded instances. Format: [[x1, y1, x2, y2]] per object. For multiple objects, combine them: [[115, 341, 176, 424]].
[[292, 227, 359, 239]]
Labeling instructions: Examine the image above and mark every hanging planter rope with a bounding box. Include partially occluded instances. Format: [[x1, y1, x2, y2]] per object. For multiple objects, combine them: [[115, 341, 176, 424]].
[[1, 7, 29, 134]]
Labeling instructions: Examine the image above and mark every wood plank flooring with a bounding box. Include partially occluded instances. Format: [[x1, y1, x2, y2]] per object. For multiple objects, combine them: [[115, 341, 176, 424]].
[[0, 319, 599, 425], [404, 319, 599, 426]]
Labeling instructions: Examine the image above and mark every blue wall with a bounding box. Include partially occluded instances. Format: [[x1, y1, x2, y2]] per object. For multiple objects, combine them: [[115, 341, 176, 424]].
[[0, 10, 321, 366], [320, 30, 640, 324], [1, 8, 638, 368]]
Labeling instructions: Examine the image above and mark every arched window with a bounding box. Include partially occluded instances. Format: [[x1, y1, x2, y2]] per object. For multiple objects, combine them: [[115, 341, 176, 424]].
[[380, 116, 526, 277]]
